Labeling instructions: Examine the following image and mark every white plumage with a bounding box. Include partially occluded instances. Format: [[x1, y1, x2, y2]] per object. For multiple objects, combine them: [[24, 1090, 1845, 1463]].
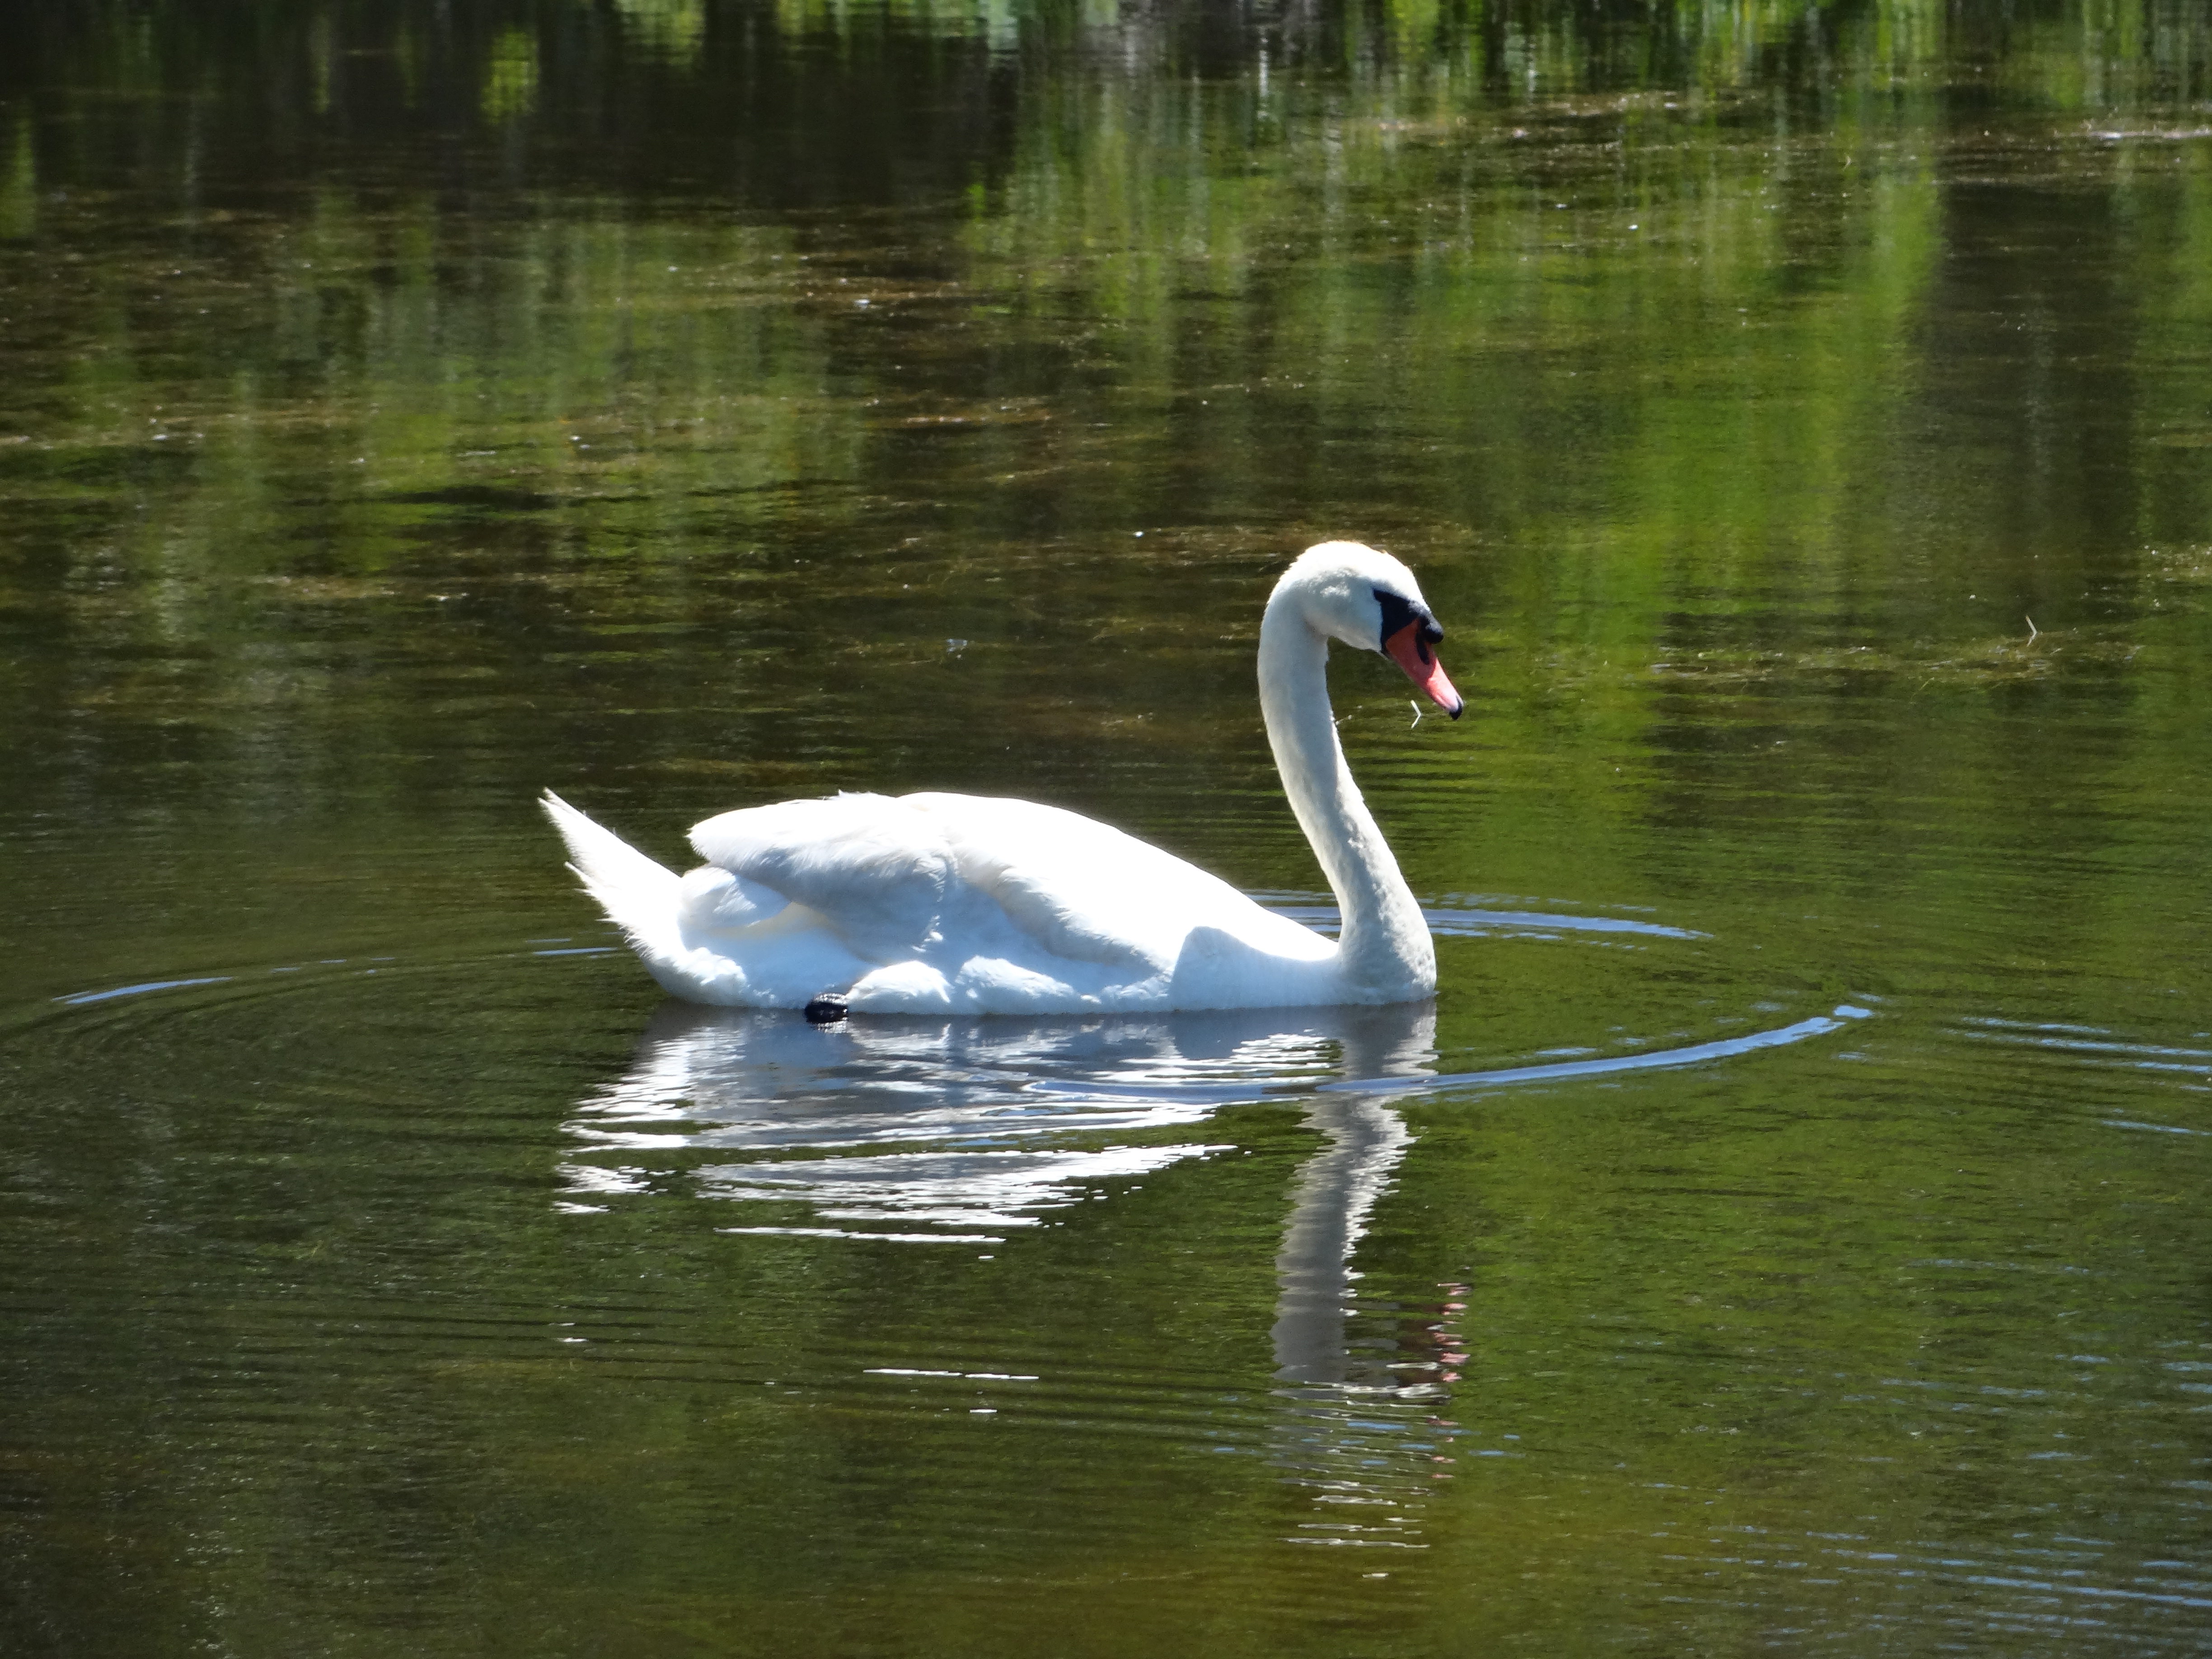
[[543, 540, 1463, 1014]]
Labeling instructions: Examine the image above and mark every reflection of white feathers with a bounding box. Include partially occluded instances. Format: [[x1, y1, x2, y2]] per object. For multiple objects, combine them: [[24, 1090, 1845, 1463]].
[[543, 541, 1459, 1014], [560, 1000, 1438, 1242], [700, 1145, 1222, 1236]]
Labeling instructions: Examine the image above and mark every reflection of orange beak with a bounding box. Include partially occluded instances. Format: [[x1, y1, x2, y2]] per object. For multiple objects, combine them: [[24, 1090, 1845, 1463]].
[[1385, 621, 1465, 718]]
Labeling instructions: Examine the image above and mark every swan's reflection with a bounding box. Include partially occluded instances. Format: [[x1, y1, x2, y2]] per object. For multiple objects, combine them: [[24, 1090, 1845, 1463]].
[[1271, 1096, 1414, 1386], [1253, 1013, 1466, 1554], [566, 997, 1439, 1307], [564, 1000, 1445, 1378], [1261, 1010, 1431, 1387], [562, 1000, 1457, 1542], [563, 1000, 1435, 1231]]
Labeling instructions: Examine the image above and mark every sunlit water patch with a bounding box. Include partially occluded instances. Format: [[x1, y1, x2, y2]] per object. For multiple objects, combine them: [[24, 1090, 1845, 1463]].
[[1959, 1016, 2212, 1098]]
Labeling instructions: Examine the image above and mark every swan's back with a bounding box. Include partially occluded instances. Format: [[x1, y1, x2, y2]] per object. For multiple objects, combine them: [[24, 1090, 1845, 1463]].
[[902, 792, 1322, 975]]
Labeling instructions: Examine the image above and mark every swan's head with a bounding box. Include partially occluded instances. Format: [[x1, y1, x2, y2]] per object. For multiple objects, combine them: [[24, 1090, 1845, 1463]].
[[1273, 540, 1465, 719]]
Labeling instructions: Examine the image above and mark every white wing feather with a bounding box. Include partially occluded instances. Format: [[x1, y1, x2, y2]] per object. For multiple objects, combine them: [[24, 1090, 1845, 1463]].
[[690, 793, 949, 960]]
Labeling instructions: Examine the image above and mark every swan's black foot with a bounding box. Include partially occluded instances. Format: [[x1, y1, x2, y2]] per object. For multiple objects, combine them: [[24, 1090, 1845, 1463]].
[[803, 994, 849, 1025]]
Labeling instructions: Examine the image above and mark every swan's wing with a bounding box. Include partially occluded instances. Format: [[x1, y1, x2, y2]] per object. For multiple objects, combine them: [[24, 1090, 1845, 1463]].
[[899, 792, 1321, 973], [689, 792, 951, 959]]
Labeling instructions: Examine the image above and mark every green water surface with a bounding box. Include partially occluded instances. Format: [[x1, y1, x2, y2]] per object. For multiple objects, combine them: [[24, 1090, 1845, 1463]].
[[2, 1, 2209, 1653]]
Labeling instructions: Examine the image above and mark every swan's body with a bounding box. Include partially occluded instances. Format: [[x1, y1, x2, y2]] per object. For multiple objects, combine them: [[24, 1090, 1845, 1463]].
[[543, 541, 1462, 1015]]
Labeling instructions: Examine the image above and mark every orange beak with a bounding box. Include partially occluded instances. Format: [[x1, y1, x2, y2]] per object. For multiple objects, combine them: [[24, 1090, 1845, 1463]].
[[1384, 621, 1464, 718]]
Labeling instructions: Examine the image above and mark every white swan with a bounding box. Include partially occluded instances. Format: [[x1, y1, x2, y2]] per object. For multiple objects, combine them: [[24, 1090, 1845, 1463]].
[[542, 540, 1463, 1015]]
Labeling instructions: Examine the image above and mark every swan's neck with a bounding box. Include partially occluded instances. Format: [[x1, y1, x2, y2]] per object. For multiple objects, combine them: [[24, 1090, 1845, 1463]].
[[1257, 600, 1436, 1000]]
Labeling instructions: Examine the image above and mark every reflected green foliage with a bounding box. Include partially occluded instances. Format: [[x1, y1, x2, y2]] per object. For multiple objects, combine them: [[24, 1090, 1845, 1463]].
[[1, 0, 2210, 1654]]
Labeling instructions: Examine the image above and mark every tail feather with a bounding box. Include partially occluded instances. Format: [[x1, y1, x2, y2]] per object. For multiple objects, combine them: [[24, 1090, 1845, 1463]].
[[539, 790, 683, 952]]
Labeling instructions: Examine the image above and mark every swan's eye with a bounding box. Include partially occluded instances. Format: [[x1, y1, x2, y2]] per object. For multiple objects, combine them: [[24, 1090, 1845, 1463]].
[[1373, 588, 1443, 651]]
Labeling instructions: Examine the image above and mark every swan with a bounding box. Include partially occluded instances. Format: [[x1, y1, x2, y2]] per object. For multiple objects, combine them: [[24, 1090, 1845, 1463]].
[[541, 539, 1463, 1016]]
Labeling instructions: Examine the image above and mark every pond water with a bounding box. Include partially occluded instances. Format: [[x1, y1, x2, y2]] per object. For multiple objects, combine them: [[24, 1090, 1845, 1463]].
[[4, 0, 2211, 1652]]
